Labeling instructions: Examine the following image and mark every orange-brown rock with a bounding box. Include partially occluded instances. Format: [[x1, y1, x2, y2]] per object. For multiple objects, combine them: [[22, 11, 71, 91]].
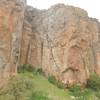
[[0, 0, 26, 86], [0, 1, 100, 87], [20, 4, 100, 87]]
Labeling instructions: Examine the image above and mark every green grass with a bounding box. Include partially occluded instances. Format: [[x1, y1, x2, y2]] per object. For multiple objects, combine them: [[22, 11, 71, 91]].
[[0, 72, 99, 100], [48, 75, 64, 89], [0, 75, 34, 100], [87, 74, 100, 91], [69, 85, 94, 100], [20, 72, 71, 100], [20, 72, 98, 100], [31, 91, 50, 100]]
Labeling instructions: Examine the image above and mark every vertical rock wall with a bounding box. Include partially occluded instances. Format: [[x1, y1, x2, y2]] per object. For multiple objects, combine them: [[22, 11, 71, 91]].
[[21, 5, 100, 86], [0, 0, 26, 86]]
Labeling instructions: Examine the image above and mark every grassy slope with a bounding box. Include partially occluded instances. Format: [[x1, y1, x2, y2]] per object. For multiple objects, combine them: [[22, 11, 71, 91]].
[[21, 72, 71, 100], [20, 72, 97, 100], [0, 72, 98, 100]]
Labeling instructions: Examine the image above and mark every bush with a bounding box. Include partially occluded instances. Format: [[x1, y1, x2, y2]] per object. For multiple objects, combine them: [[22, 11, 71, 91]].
[[18, 64, 45, 76], [69, 85, 81, 97], [95, 92, 100, 99], [33, 68, 45, 76], [48, 76, 64, 89], [18, 64, 35, 73], [31, 91, 50, 100], [87, 74, 100, 91], [69, 85, 91, 100], [0, 76, 34, 100]]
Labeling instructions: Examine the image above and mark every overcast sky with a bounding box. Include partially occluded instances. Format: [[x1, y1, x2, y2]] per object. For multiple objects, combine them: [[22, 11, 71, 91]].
[[27, 0, 100, 21]]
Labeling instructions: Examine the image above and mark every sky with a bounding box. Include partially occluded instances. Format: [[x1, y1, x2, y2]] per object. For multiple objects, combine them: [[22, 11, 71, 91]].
[[27, 0, 100, 21]]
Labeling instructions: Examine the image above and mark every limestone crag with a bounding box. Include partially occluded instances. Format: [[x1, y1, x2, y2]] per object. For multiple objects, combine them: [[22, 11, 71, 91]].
[[0, 1, 100, 87], [0, 0, 26, 86], [20, 4, 100, 87]]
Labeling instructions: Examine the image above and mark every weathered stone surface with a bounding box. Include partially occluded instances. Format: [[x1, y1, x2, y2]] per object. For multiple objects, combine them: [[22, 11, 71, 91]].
[[1, 1, 100, 87], [0, 0, 26, 86], [20, 4, 100, 87]]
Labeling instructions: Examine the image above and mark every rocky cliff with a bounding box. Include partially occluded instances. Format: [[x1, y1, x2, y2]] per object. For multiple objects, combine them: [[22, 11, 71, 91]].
[[0, 0, 26, 86], [20, 4, 100, 87], [0, 0, 100, 87]]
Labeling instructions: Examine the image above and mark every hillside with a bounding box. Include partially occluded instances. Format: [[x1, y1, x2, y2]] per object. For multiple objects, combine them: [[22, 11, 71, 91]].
[[0, 69, 100, 100]]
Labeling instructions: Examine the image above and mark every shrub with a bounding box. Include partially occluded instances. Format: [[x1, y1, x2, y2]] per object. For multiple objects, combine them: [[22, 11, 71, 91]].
[[48, 76, 64, 89], [31, 91, 50, 100], [33, 68, 45, 76], [18, 64, 45, 76], [69, 85, 81, 97], [69, 85, 91, 100], [0, 76, 34, 100], [18, 64, 35, 73], [87, 74, 100, 91]]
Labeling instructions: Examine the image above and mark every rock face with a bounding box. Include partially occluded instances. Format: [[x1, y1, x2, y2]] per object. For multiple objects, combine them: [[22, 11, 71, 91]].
[[20, 4, 100, 87], [0, 0, 26, 86], [0, 1, 100, 87]]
